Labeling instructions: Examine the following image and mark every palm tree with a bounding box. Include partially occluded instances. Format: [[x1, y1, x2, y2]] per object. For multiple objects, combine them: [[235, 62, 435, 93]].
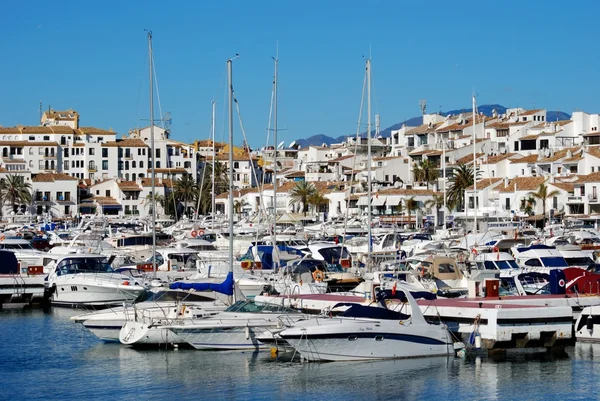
[[412, 162, 423, 183], [425, 194, 445, 227], [233, 199, 248, 219], [2, 174, 31, 214], [288, 181, 317, 216], [143, 192, 166, 216], [419, 159, 440, 189], [308, 192, 329, 214], [519, 196, 537, 216], [528, 183, 560, 226], [447, 163, 479, 212], [404, 197, 420, 228], [208, 161, 229, 195], [174, 175, 197, 216]]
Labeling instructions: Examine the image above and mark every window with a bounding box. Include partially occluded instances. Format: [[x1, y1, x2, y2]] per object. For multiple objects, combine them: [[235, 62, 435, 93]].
[[64, 148, 69, 157], [156, 161, 161, 168], [56, 192, 63, 201], [233, 161, 240, 169], [29, 148, 33, 155], [505, 198, 510, 210], [29, 136, 35, 141], [102, 160, 108, 170], [39, 161, 44, 170], [140, 161, 143, 168], [553, 196, 558, 209], [102, 148, 108, 158], [491, 170, 495, 177], [64, 161, 69, 170], [64, 205, 70, 215], [105, 190, 111, 197], [65, 192, 70, 201], [88, 161, 96, 170], [43, 136, 50, 141], [125, 149, 131, 158], [514, 141, 519, 151], [132, 161, 136, 168], [118, 161, 123, 170], [60, 136, 66, 145], [89, 148, 95, 156], [138, 148, 142, 156], [125, 161, 129, 170]]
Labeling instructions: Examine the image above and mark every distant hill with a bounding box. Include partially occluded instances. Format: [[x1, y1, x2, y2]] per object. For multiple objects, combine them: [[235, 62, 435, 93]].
[[293, 104, 572, 146]]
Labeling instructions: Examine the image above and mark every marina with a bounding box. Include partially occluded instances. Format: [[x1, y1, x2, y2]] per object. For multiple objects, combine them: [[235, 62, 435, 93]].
[[3, 1, 600, 399]]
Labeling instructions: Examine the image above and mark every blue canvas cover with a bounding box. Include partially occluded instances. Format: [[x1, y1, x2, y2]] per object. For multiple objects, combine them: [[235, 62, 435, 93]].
[[169, 272, 234, 296]]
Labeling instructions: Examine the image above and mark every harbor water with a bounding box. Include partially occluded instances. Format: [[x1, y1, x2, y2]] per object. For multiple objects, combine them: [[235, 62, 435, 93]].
[[2, 308, 600, 401]]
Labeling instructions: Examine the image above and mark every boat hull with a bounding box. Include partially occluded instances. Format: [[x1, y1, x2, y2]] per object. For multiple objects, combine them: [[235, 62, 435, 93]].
[[170, 326, 270, 350], [280, 319, 452, 362]]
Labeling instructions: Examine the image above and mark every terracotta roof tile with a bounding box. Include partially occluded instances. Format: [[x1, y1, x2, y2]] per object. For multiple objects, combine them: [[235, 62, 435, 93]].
[[102, 139, 147, 147], [497, 177, 546, 192], [510, 154, 538, 164], [481, 153, 518, 164], [149, 168, 188, 174], [405, 122, 443, 135], [550, 182, 574, 193], [518, 109, 543, 116], [455, 153, 484, 165], [466, 177, 503, 191], [31, 173, 77, 182]]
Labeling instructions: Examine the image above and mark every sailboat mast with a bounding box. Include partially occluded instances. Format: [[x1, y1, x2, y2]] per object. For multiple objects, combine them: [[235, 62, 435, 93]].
[[442, 136, 446, 228], [211, 100, 216, 230], [272, 56, 278, 263], [472, 95, 478, 235], [227, 56, 236, 301], [366, 59, 372, 261], [148, 31, 157, 277]]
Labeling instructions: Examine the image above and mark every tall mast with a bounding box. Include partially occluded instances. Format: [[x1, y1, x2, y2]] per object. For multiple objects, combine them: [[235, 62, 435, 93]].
[[472, 95, 478, 235], [227, 56, 238, 301], [442, 135, 446, 228], [211, 100, 216, 230], [272, 56, 278, 267], [147, 30, 157, 278], [366, 59, 372, 264]]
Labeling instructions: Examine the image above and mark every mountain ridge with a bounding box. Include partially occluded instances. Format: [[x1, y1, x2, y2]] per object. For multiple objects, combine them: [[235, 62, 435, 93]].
[[293, 105, 571, 148]]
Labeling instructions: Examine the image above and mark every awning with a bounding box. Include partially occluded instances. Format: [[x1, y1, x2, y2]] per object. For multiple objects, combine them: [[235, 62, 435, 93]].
[[102, 204, 122, 209], [357, 197, 369, 206], [372, 197, 387, 206]]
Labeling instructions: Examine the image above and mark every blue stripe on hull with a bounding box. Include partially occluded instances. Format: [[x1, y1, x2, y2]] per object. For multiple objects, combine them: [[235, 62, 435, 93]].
[[281, 332, 446, 345]]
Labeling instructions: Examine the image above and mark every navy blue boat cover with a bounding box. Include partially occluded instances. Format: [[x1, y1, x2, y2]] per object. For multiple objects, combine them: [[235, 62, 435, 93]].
[[0, 250, 18, 274], [169, 272, 234, 296]]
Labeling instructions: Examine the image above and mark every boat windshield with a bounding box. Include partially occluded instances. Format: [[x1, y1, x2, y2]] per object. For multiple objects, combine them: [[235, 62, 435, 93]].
[[317, 247, 351, 265], [224, 300, 298, 314], [487, 260, 519, 270], [540, 257, 569, 268], [564, 257, 594, 267], [0, 242, 35, 250], [55, 258, 114, 275]]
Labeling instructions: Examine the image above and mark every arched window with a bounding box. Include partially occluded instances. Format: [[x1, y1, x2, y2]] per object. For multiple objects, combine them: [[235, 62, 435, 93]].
[[132, 173, 136, 181], [125, 161, 129, 170], [132, 161, 136, 168], [2, 148, 7, 157], [125, 173, 130, 180], [233, 161, 239, 169], [139, 161, 144, 168]]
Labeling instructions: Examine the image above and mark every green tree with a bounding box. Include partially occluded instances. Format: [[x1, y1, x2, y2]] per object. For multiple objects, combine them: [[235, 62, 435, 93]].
[[519, 196, 537, 216], [527, 183, 560, 226], [404, 197, 420, 228], [2, 174, 31, 213], [289, 181, 317, 216], [308, 192, 329, 214], [425, 193, 445, 227], [174, 175, 198, 216], [447, 163, 479, 212]]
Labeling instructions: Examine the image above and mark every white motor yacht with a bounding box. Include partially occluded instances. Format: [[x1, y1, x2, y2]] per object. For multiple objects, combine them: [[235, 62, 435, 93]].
[[71, 290, 226, 342], [278, 286, 454, 362], [45, 254, 146, 308], [120, 299, 305, 350]]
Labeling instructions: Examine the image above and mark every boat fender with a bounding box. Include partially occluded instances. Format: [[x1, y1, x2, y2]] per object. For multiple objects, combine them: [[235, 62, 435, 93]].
[[475, 333, 481, 349], [191, 230, 198, 238], [312, 270, 325, 282], [245, 326, 250, 340], [587, 315, 594, 331]]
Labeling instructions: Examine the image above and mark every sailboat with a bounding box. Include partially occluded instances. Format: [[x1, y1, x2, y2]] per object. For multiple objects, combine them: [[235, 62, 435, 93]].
[[118, 42, 239, 348]]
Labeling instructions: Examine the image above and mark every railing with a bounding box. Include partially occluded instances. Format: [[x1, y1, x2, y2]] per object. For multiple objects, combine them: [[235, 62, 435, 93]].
[[567, 196, 583, 203], [589, 194, 598, 203]]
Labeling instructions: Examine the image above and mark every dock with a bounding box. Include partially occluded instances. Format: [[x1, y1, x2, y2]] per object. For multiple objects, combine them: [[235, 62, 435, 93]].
[[255, 292, 576, 351], [0, 275, 46, 309]]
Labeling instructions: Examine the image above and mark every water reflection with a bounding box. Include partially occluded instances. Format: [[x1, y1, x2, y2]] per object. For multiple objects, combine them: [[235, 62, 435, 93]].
[[2, 309, 600, 401]]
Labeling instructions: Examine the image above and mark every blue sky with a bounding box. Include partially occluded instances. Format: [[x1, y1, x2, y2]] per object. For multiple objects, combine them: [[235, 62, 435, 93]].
[[1, 1, 598, 147]]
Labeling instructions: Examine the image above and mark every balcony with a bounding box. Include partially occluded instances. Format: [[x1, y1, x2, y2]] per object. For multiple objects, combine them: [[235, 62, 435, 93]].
[[43, 153, 57, 159], [88, 165, 98, 172], [567, 196, 584, 203], [589, 194, 599, 203]]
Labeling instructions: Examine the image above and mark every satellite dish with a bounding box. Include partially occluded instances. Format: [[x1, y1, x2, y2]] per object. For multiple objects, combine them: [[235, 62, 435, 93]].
[[289, 140, 298, 149], [277, 141, 285, 149]]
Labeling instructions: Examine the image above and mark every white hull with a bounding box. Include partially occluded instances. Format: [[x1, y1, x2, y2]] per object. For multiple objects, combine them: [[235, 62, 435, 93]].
[[51, 278, 145, 307], [171, 326, 269, 350], [120, 321, 185, 345], [281, 318, 452, 362], [575, 307, 600, 343]]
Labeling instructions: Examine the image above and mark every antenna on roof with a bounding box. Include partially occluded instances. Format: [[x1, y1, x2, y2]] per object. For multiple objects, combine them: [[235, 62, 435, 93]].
[[39, 101, 43, 122], [419, 99, 427, 115]]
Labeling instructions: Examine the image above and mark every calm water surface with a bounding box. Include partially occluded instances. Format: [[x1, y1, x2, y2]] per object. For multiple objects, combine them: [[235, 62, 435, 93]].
[[1, 308, 600, 401]]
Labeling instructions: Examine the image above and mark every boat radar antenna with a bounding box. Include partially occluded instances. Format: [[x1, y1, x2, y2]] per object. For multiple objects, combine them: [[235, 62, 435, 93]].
[[419, 99, 427, 115]]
